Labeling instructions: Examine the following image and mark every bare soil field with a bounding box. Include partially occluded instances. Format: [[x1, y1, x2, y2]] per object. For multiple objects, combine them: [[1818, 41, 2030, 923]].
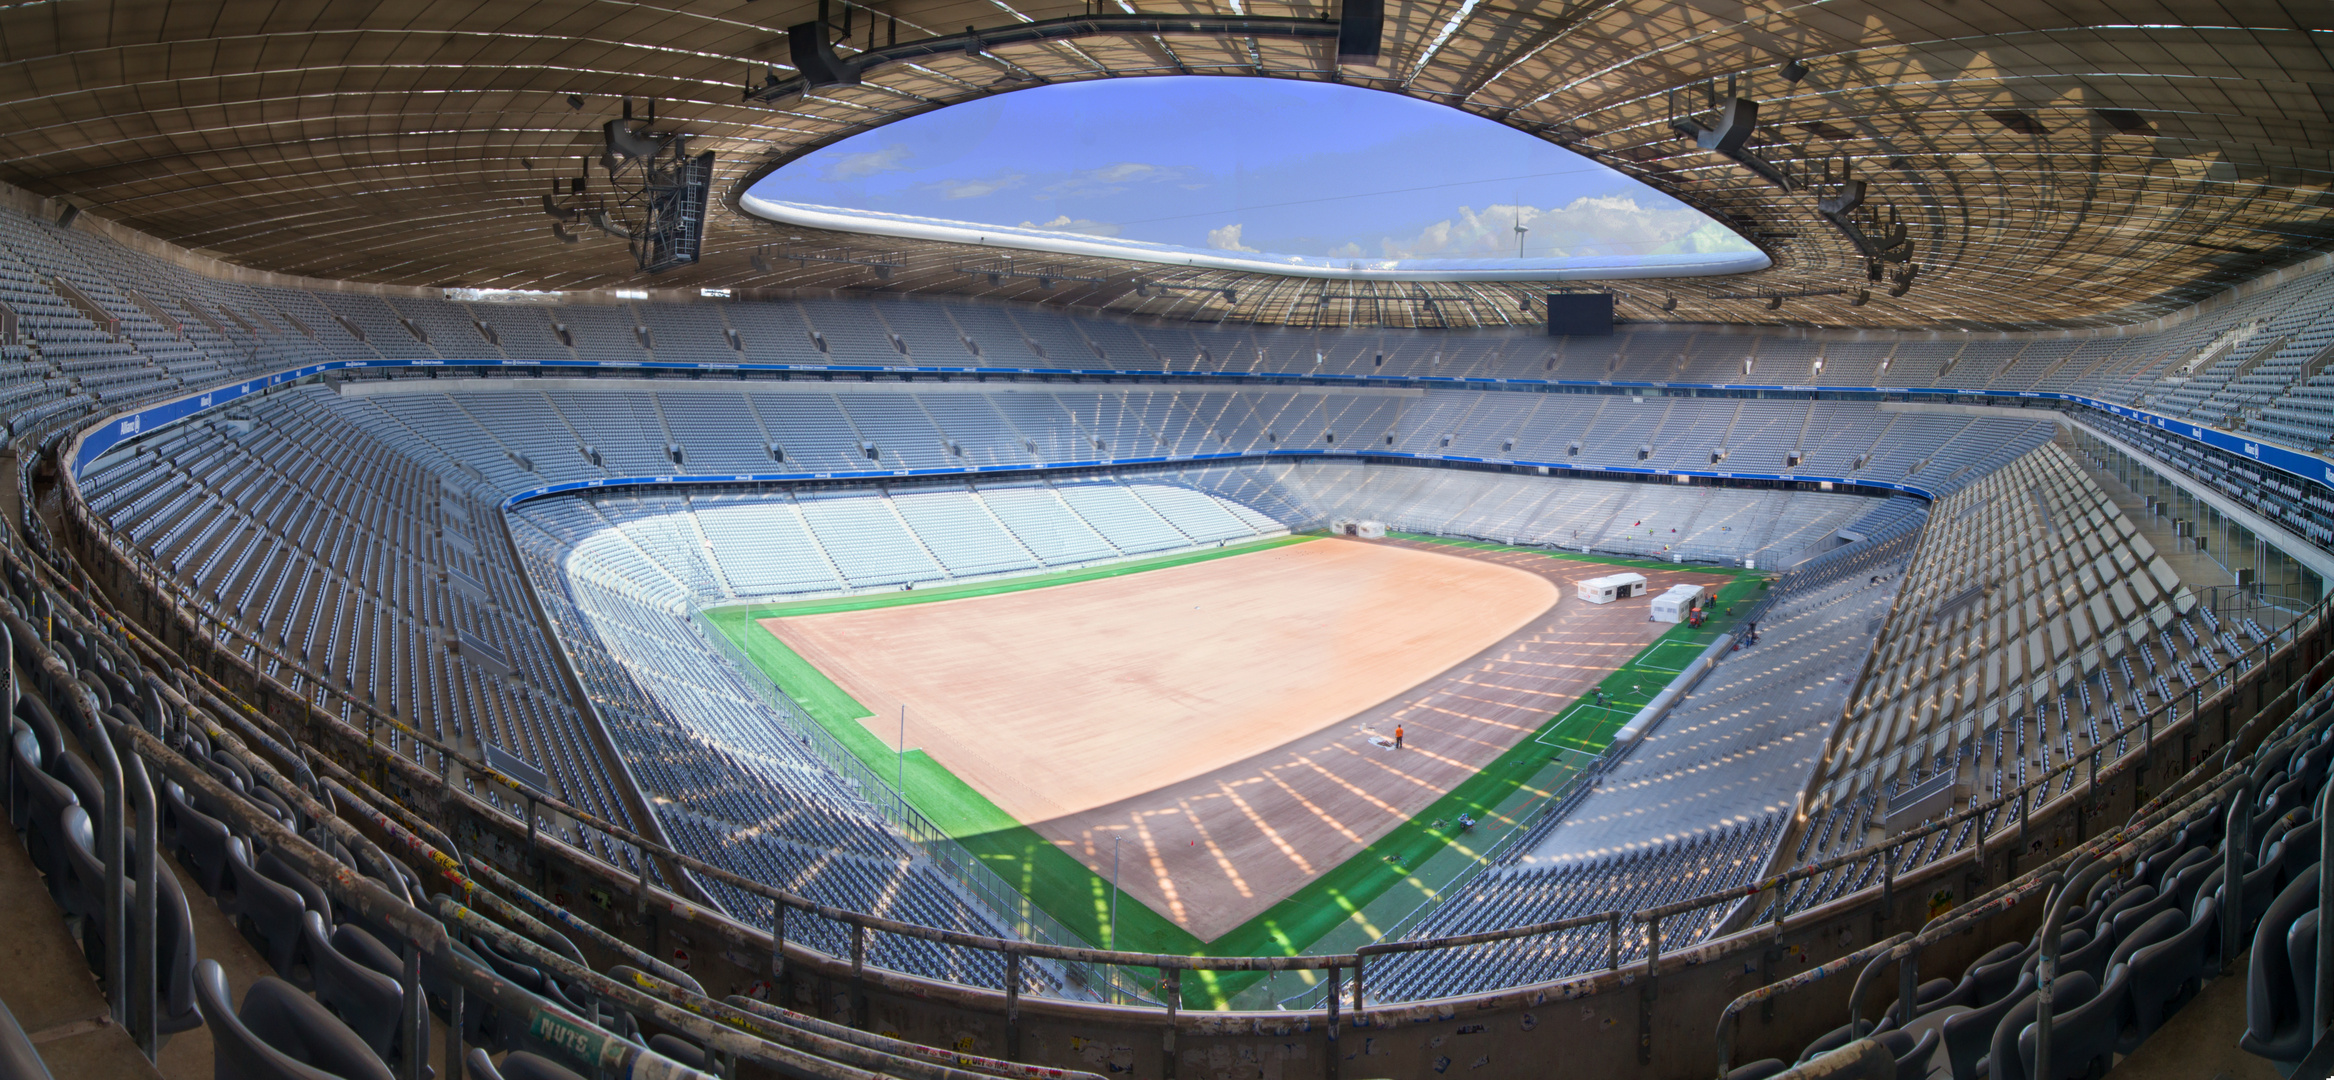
[[761, 537, 1728, 940]]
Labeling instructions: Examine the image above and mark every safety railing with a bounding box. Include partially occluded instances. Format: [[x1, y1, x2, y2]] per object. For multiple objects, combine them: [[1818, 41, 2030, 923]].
[[36, 410, 2334, 1029], [1649, 590, 2320, 945], [15, 582, 1055, 1080], [1799, 542, 2297, 851], [48, 469, 1366, 1005], [1714, 649, 2334, 1076]]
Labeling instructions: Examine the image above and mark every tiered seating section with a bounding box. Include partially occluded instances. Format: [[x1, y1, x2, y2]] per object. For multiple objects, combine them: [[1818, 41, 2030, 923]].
[[4, 198, 2333, 1032], [75, 392, 647, 867], [1529, 527, 1921, 864], [0, 201, 2332, 479], [1212, 457, 1892, 565], [4, 561, 1097, 1079], [1370, 816, 1784, 1001], [1734, 714, 2331, 1080], [301, 378, 2048, 517], [1775, 444, 2250, 913], [10, 508, 2316, 1079], [1365, 508, 1925, 1000], [522, 478, 1279, 600]]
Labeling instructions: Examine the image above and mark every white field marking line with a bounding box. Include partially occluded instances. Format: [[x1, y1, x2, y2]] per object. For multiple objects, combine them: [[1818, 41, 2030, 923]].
[[1530, 701, 1644, 748], [1632, 636, 1711, 675]]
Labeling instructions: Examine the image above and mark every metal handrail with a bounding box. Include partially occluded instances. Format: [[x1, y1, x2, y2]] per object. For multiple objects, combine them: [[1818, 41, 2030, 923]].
[[1773, 640, 2334, 1065], [36, 415, 2334, 1014], [67, 474, 2334, 994], [1715, 705, 2304, 1076], [24, 576, 981, 1080], [19, 624, 138, 1043], [1643, 594, 2323, 935], [1715, 931, 1913, 1076], [1809, 579, 2268, 834]]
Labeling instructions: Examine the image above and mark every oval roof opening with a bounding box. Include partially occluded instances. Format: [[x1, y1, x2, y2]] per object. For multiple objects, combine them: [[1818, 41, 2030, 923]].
[[742, 76, 1768, 282]]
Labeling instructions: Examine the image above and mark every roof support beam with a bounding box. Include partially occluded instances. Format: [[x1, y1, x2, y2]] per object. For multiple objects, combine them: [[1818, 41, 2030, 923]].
[[748, 13, 1339, 100]]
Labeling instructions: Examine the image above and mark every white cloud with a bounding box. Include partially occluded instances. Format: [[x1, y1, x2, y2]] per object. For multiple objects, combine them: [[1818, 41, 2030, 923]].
[[1043, 162, 1191, 198], [1207, 223, 1259, 253], [1374, 195, 1757, 261], [1018, 214, 1123, 237], [1327, 241, 1366, 258], [818, 144, 912, 181], [927, 172, 1026, 200]]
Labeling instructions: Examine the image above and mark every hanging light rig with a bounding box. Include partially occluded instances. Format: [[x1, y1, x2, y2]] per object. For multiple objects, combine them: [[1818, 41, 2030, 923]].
[[540, 97, 716, 273], [1660, 61, 1925, 304], [538, 158, 596, 245]]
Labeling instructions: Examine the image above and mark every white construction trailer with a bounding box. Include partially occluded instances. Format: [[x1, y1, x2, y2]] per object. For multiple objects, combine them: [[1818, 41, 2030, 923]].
[[1650, 583, 1705, 622], [1576, 573, 1649, 604]]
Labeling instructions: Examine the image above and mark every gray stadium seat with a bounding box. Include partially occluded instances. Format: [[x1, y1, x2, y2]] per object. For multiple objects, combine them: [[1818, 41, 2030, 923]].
[[8, 729, 76, 897], [300, 913, 405, 1067], [2017, 963, 2122, 1080], [1942, 969, 2033, 1080], [260, 849, 332, 926], [162, 780, 232, 896], [220, 835, 311, 977], [12, 696, 61, 776], [58, 804, 202, 1035], [1986, 970, 2096, 1080], [2241, 868, 2321, 1067], [194, 960, 393, 1080], [2107, 907, 2191, 1051], [466, 1048, 586, 1080]]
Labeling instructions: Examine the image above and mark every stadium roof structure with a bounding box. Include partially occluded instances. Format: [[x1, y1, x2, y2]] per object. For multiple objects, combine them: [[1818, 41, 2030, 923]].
[[1, 0, 2327, 330]]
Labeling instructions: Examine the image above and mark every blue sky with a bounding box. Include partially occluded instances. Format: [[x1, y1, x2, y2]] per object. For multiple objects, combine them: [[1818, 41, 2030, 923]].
[[745, 76, 1759, 276]]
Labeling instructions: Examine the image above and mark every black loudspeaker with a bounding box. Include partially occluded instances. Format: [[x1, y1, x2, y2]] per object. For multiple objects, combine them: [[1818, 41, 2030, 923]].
[[788, 22, 861, 88], [1546, 293, 1614, 336], [1338, 0, 1383, 61], [1694, 97, 1760, 154], [603, 120, 665, 166]]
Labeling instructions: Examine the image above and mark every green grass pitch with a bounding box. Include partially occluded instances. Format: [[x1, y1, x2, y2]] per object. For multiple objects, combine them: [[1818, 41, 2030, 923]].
[[703, 533, 1765, 1006]]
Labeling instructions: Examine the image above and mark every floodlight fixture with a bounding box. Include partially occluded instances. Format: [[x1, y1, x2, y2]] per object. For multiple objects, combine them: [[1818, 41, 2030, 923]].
[[1887, 264, 1919, 297], [544, 99, 712, 273], [761, 244, 905, 279], [960, 261, 1105, 288]]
